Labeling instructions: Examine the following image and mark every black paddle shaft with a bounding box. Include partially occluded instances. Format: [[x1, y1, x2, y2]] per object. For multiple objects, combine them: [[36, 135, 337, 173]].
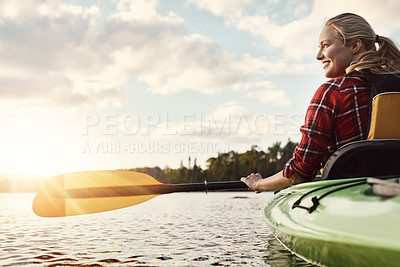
[[53, 181, 248, 198], [173, 181, 248, 192]]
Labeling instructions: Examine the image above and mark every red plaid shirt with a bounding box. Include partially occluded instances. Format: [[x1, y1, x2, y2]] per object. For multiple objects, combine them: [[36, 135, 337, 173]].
[[283, 76, 371, 181]]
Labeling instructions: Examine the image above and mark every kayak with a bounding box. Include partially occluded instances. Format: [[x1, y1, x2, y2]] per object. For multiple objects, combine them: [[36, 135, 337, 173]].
[[264, 177, 400, 267]]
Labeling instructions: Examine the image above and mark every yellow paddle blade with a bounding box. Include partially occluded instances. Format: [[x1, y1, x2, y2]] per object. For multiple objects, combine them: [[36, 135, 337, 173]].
[[32, 170, 163, 217]]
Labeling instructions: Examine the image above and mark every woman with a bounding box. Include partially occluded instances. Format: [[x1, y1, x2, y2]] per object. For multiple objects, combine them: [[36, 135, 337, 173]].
[[241, 13, 400, 192]]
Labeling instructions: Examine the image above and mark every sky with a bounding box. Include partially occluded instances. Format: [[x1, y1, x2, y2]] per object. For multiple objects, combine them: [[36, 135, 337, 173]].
[[1, 0, 400, 178]]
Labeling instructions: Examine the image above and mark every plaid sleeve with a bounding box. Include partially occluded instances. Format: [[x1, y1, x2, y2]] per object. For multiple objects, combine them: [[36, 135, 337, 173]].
[[283, 79, 340, 181]]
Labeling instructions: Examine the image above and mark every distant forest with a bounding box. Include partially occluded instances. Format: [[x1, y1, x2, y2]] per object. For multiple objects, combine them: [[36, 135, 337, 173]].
[[0, 139, 297, 193], [126, 139, 298, 184]]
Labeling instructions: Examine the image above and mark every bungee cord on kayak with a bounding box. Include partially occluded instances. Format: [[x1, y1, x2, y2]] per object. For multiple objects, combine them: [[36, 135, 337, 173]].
[[292, 175, 399, 213]]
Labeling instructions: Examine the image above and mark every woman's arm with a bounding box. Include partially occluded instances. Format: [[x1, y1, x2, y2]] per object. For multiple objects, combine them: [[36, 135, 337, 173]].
[[241, 80, 343, 193], [241, 171, 305, 193]]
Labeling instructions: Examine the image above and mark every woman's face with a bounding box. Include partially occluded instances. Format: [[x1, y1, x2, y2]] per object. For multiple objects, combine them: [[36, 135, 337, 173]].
[[316, 26, 353, 78]]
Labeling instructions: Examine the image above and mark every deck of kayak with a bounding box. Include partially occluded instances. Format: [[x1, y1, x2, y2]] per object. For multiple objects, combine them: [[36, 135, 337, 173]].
[[264, 177, 400, 267]]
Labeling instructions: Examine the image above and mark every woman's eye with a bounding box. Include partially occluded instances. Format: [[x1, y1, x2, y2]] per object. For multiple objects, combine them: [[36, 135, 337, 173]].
[[318, 43, 329, 49]]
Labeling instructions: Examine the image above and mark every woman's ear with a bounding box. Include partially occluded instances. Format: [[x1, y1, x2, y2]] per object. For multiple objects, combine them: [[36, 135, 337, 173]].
[[351, 39, 363, 54]]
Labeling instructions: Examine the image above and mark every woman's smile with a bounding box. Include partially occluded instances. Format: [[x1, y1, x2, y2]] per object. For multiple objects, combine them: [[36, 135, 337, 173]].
[[322, 60, 330, 69]]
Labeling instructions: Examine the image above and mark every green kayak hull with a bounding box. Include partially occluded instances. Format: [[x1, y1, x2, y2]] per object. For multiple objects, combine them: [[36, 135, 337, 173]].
[[264, 177, 400, 267]]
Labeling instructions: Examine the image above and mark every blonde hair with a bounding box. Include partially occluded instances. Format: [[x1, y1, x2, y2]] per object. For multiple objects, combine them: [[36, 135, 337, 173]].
[[326, 13, 400, 74]]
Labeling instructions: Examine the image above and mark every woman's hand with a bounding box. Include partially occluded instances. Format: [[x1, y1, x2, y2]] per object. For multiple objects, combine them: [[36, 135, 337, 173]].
[[241, 171, 296, 193], [241, 173, 263, 193]]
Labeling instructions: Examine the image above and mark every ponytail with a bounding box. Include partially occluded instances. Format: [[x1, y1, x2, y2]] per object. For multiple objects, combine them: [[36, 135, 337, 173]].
[[349, 35, 400, 74]]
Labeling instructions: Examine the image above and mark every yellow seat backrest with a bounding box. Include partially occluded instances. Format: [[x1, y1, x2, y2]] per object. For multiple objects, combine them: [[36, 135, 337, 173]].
[[367, 92, 400, 139]]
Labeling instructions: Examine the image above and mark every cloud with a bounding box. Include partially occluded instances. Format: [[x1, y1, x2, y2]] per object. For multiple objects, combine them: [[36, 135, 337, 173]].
[[245, 81, 292, 107], [1, 0, 306, 109], [97, 1, 310, 96], [188, 0, 317, 61], [0, 1, 117, 108], [115, 0, 159, 20], [148, 102, 263, 143], [187, 0, 254, 17], [235, 15, 318, 61], [102, 24, 253, 95], [148, 101, 299, 144], [190, 0, 400, 62], [7, 0, 381, 110]]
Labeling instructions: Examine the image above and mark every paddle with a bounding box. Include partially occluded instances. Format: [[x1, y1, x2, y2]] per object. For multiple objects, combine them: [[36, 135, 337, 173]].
[[32, 170, 248, 217]]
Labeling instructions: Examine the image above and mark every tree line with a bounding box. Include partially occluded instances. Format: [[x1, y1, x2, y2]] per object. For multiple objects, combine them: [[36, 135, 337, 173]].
[[127, 139, 298, 184], [0, 139, 297, 192]]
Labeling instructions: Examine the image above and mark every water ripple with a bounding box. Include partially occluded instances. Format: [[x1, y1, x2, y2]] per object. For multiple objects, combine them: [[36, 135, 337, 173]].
[[0, 192, 315, 266]]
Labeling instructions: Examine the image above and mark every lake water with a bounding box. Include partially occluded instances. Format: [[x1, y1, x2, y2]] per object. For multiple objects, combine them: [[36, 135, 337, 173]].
[[0, 192, 313, 266]]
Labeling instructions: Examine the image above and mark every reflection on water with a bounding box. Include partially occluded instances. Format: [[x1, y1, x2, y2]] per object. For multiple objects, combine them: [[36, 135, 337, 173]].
[[0, 192, 314, 266]]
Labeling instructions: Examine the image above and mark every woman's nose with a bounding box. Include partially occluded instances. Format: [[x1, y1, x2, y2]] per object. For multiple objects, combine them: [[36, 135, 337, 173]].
[[316, 49, 323, 60]]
